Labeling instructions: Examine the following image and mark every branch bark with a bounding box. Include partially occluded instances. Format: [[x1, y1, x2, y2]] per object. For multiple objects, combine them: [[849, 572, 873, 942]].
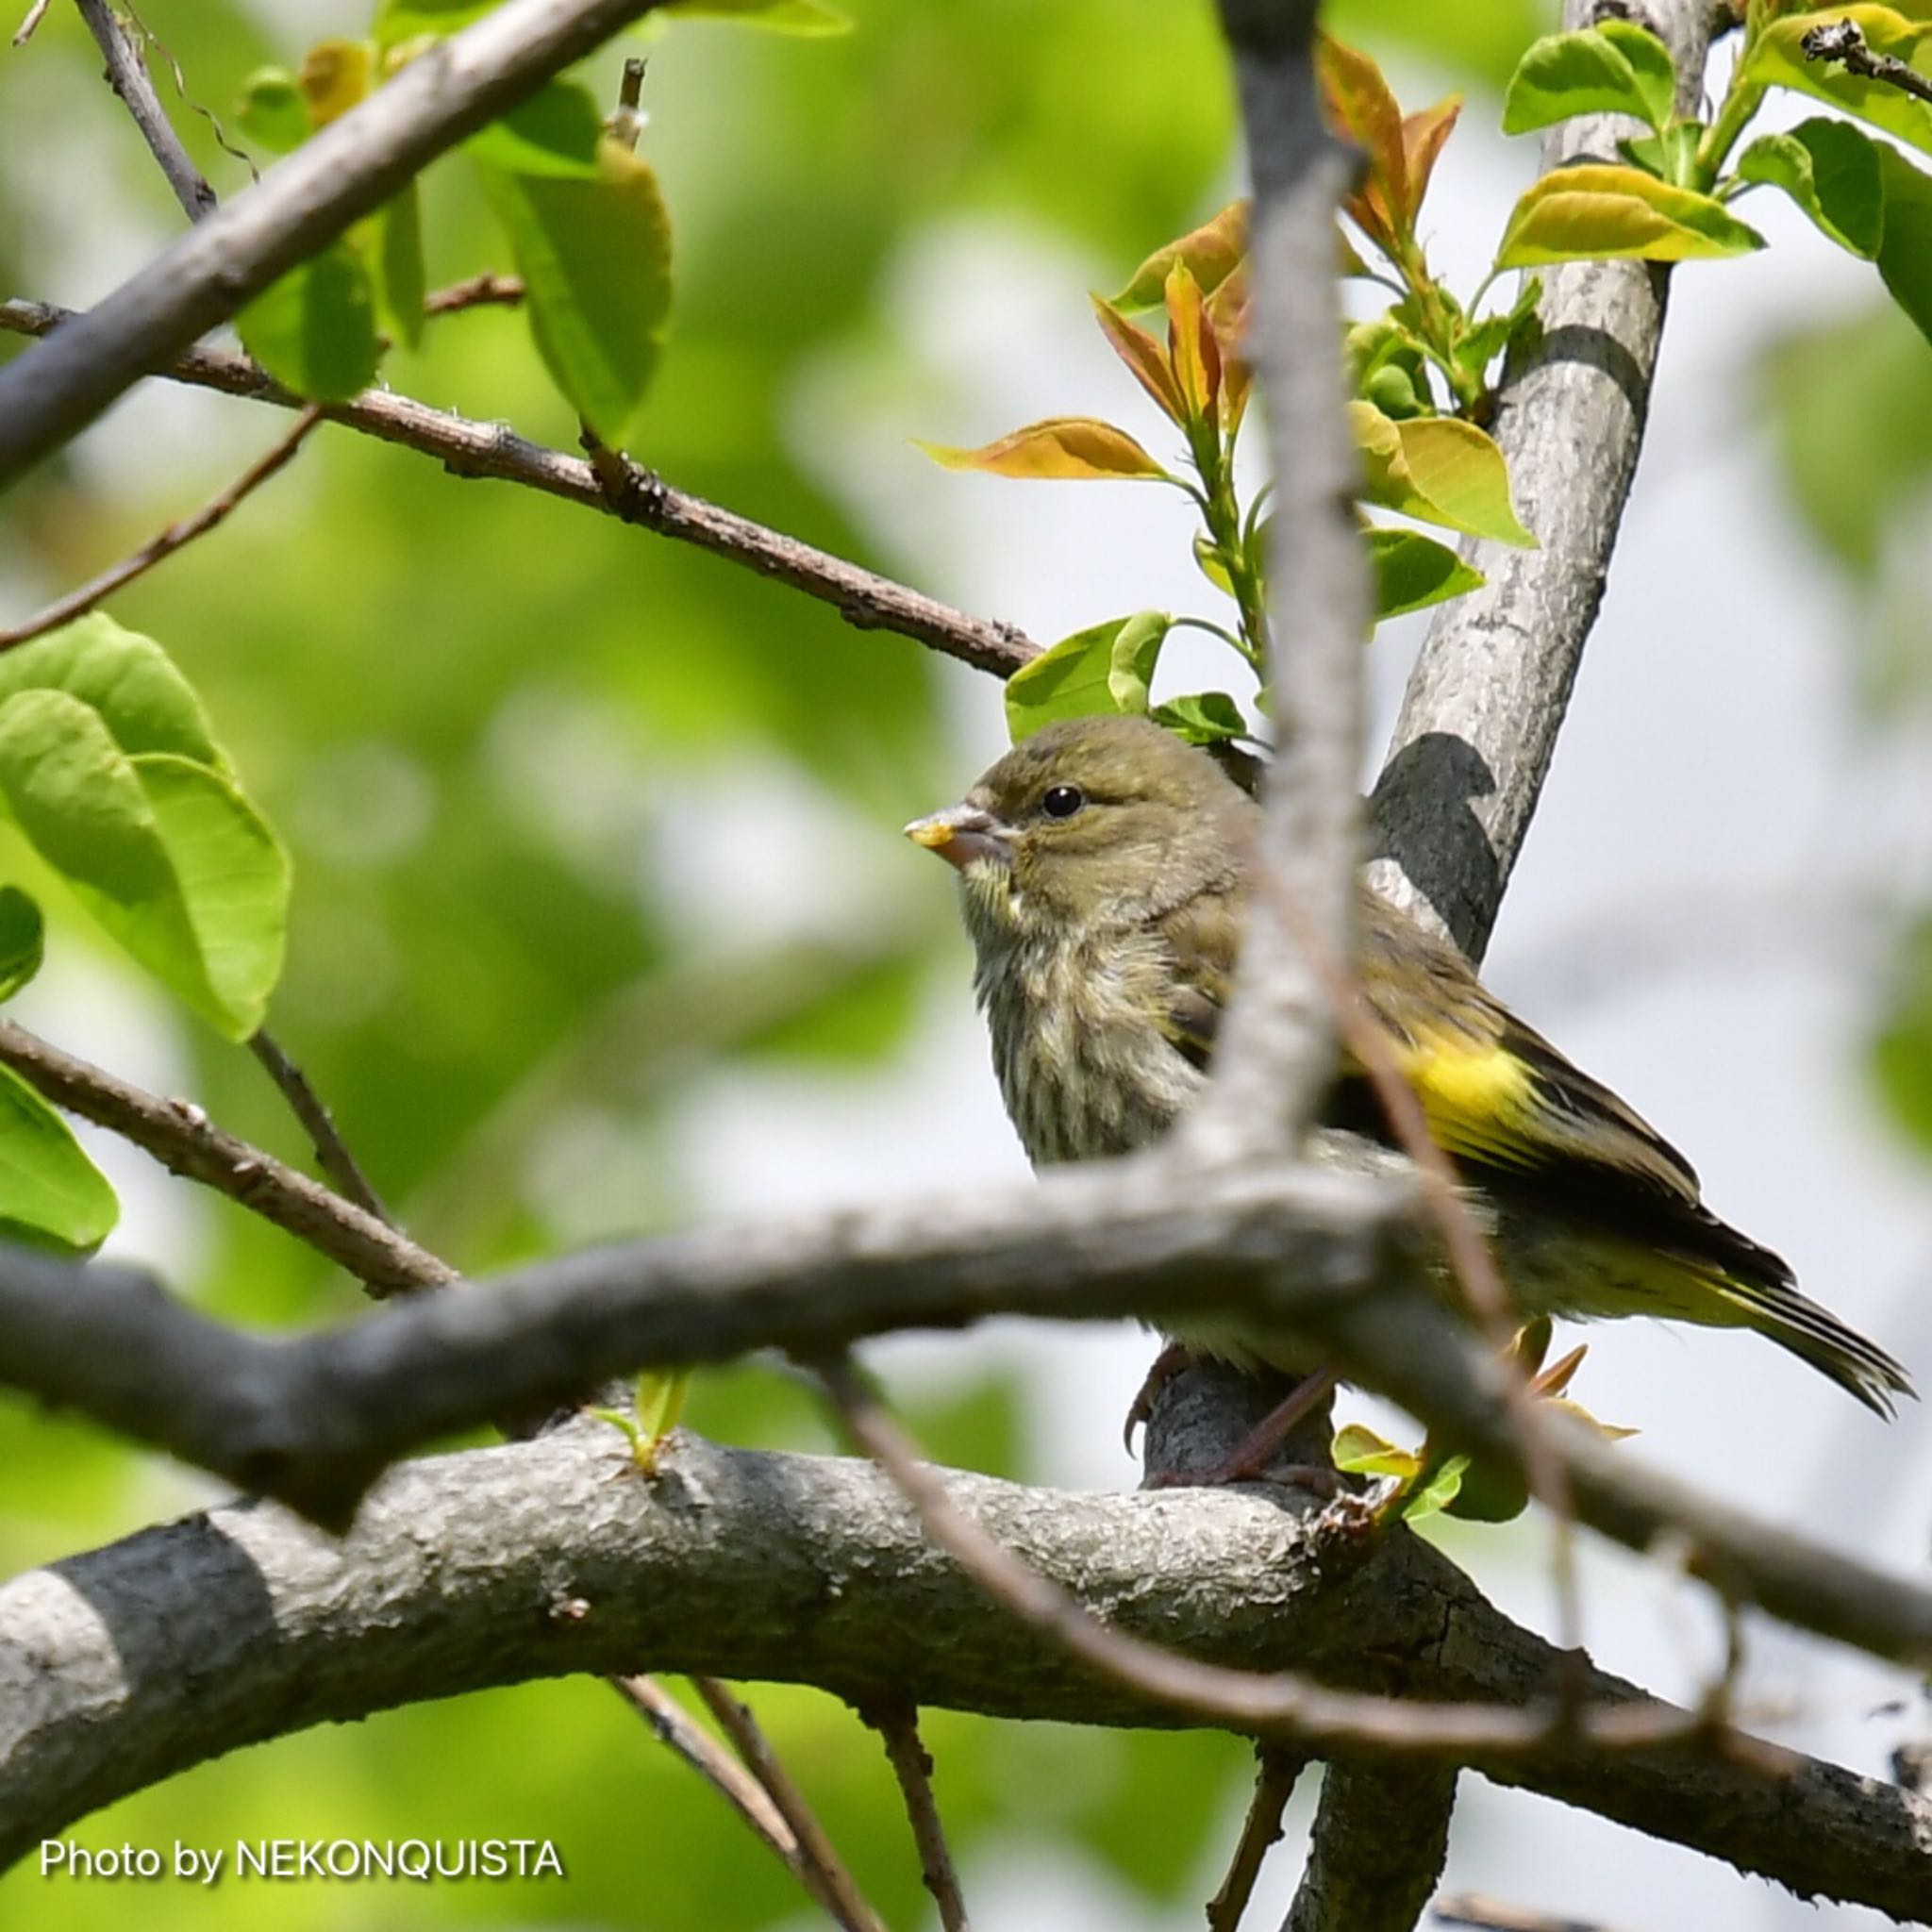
[[0, 299, 1039, 679], [0, 0, 668, 485], [4, 1422, 1927, 1920], [1367, 0, 1716, 959], [1281, 1758, 1457, 1932], [73, 0, 216, 222]]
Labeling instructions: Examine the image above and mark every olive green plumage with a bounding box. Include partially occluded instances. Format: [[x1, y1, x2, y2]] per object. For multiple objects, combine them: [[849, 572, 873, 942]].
[[907, 714, 1913, 1417]]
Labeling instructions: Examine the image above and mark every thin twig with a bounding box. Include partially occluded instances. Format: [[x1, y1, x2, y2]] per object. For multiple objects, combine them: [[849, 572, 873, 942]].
[[73, 0, 216, 221], [606, 1674, 803, 1866], [0, 298, 1039, 680], [423, 272, 525, 317], [861, 1700, 972, 1932], [1434, 1897, 1629, 1932], [809, 1354, 1720, 1754], [0, 1017, 452, 1293], [691, 1677, 890, 1932], [12, 0, 49, 44], [0, 408, 322, 650], [1803, 19, 1932, 106], [1207, 1744, 1307, 1932], [247, 1026, 391, 1223]]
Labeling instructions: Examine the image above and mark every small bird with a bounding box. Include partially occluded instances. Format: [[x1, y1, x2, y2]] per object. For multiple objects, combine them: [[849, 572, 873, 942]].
[[907, 713, 1912, 1416]]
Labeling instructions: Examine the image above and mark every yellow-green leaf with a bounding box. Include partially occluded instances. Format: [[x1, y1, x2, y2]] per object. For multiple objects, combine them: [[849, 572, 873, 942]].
[[1874, 142, 1932, 344], [1350, 403, 1537, 547], [236, 241, 381, 401], [1367, 526, 1485, 622], [236, 67, 309, 154], [1004, 612, 1172, 741], [476, 119, 674, 443], [661, 0, 852, 31], [1502, 22, 1676, 137], [919, 418, 1172, 482], [1497, 163, 1765, 265], [1741, 7, 1932, 158], [0, 1062, 117, 1255], [0, 888, 42, 1003], [297, 38, 373, 128], [1331, 1422, 1424, 1480]]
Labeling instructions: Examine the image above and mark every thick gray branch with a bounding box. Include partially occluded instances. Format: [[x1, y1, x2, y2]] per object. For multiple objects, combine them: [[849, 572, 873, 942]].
[[1, 1152, 1930, 1674], [1283, 1758, 1457, 1932], [2, 1423, 1926, 1919], [1367, 0, 1715, 958], [0, 0, 664, 486]]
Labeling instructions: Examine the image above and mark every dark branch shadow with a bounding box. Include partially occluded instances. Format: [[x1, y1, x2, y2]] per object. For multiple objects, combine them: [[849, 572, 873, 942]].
[[1368, 732, 1500, 958]]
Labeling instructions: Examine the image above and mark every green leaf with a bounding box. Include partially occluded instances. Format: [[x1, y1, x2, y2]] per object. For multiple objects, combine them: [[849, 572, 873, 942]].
[[0, 888, 42, 1003], [1874, 142, 1932, 344], [1367, 526, 1485, 621], [1151, 691, 1249, 745], [1497, 162, 1765, 264], [236, 240, 381, 401], [1741, 8, 1932, 158], [236, 67, 310, 154], [1004, 612, 1172, 741], [0, 1062, 117, 1255], [918, 418, 1172, 482], [475, 93, 674, 443], [0, 613, 224, 766], [373, 0, 494, 50], [0, 694, 289, 1040], [1451, 275, 1542, 384], [1737, 119, 1884, 257], [1401, 1453, 1471, 1523], [373, 183, 428, 349], [1350, 403, 1538, 546], [1502, 22, 1676, 137], [660, 0, 852, 31]]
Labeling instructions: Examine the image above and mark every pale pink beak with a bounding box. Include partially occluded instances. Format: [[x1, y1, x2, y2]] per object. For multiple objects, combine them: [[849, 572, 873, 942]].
[[903, 804, 1010, 873]]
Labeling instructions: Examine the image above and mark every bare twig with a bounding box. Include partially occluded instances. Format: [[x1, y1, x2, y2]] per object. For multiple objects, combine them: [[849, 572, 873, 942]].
[[246, 1026, 391, 1224], [862, 1700, 972, 1932], [1207, 1744, 1307, 1932], [607, 1673, 802, 1861], [0, 0, 672, 483], [0, 299, 1039, 679], [0, 1017, 451, 1292], [692, 1677, 890, 1932], [1281, 1758, 1457, 1932], [811, 1353, 1715, 1755], [422, 272, 525, 316], [0, 408, 322, 649], [72, 0, 216, 221], [12, 0, 49, 44], [1434, 1897, 1629, 1932], [1803, 18, 1932, 106]]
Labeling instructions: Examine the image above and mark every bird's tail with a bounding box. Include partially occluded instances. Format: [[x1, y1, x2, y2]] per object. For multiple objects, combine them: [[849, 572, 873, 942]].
[[1713, 1274, 1916, 1417]]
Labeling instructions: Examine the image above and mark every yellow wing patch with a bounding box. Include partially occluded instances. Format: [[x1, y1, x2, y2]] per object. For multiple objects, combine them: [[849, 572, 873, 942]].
[[1384, 1035, 1550, 1171]]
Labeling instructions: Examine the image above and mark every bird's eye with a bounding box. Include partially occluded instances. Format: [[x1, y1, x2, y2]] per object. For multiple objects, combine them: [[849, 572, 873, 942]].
[[1040, 784, 1085, 820]]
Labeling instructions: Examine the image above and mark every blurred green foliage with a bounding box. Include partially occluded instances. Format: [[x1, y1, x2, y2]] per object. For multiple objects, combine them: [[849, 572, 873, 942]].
[[0, 0, 1560, 1924]]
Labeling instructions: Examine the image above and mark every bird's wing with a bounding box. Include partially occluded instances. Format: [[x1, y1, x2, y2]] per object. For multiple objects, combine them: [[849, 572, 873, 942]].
[[1355, 905, 1704, 1207], [1152, 881, 1242, 1073]]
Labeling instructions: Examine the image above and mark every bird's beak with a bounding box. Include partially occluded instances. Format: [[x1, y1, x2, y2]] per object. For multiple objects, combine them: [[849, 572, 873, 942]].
[[903, 803, 1010, 873]]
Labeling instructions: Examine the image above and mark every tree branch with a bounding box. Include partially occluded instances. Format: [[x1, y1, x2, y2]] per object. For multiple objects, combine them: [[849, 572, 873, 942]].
[[5, 1422, 1928, 1920], [1206, 1744, 1308, 1932], [73, 0, 216, 222], [0, 1018, 452, 1292], [1367, 0, 1716, 958], [0, 0, 669, 485], [0, 298, 1040, 679], [1281, 1758, 1457, 1932], [1803, 18, 1932, 107], [0, 408, 321, 649], [859, 1701, 971, 1932], [0, 1140, 1928, 1674], [1193, 0, 1364, 1158]]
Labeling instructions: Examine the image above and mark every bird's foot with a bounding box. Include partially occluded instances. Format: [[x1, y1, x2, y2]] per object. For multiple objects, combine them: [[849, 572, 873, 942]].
[[1123, 1340, 1195, 1454]]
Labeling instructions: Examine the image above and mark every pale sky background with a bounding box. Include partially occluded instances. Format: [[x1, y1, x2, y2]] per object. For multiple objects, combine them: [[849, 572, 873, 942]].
[[8, 21, 1932, 1932]]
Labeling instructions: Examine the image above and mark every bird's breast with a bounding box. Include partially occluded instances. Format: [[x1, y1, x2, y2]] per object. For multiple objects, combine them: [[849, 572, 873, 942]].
[[973, 926, 1200, 1166]]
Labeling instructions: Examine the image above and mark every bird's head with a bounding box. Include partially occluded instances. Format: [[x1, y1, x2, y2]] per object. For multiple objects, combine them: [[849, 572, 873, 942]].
[[905, 714, 1253, 941]]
